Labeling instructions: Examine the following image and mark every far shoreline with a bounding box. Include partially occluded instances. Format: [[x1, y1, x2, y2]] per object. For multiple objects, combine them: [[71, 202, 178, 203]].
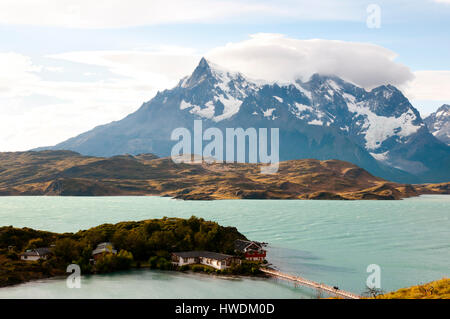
[[2, 193, 450, 200]]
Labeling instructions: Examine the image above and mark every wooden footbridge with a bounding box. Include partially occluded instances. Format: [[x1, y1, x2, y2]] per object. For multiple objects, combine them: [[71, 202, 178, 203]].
[[260, 267, 361, 299]]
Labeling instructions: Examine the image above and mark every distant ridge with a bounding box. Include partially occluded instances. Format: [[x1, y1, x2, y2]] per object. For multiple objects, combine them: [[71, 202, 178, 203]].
[[1, 151, 448, 199]]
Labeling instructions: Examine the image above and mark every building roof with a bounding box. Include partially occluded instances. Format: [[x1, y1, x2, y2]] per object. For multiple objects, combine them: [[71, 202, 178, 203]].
[[95, 242, 114, 249], [234, 239, 263, 253], [21, 247, 52, 257], [172, 251, 233, 261], [92, 242, 117, 255]]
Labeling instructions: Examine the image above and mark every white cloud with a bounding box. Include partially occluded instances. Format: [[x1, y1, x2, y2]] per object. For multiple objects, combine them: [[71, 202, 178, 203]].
[[206, 33, 414, 89], [48, 34, 417, 90], [404, 71, 450, 101], [0, 52, 42, 98], [0, 51, 175, 151], [47, 49, 200, 88], [0, 0, 370, 29], [0, 0, 446, 29], [0, 0, 293, 28]]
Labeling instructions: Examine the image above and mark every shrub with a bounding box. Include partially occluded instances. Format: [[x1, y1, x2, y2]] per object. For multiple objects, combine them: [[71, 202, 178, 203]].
[[94, 250, 133, 273], [25, 238, 45, 250], [6, 251, 18, 260], [191, 265, 204, 272], [148, 256, 172, 270], [179, 265, 189, 271]]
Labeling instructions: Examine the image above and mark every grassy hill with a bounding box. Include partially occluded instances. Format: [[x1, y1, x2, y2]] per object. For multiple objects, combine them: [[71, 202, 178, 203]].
[[0, 150, 448, 200], [378, 278, 450, 299]]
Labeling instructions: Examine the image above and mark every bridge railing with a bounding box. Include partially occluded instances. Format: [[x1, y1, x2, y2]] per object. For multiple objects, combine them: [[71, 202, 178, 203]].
[[260, 268, 360, 299]]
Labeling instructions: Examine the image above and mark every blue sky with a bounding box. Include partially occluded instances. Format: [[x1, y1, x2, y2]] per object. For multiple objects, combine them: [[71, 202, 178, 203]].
[[0, 0, 449, 151]]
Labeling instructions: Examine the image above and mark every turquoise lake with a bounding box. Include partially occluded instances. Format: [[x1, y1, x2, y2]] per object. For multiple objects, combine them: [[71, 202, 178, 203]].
[[0, 195, 449, 298]]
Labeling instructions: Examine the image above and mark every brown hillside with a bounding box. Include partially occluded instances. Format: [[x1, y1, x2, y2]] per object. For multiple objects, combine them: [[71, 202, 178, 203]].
[[0, 151, 448, 200]]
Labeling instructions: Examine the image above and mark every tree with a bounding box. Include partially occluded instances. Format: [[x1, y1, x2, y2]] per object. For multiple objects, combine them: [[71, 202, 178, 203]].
[[52, 238, 81, 264], [94, 250, 133, 273], [144, 221, 161, 234], [115, 250, 134, 269], [25, 238, 45, 250], [363, 286, 385, 298], [148, 256, 171, 270]]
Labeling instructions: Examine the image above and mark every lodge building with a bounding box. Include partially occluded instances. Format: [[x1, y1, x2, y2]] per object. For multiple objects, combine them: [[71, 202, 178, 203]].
[[91, 242, 117, 260], [234, 239, 267, 261], [171, 239, 267, 270], [20, 247, 52, 261], [171, 251, 240, 270]]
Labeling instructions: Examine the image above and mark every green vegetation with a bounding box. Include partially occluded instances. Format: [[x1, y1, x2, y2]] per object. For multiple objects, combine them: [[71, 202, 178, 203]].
[[0, 216, 247, 287], [94, 250, 134, 273]]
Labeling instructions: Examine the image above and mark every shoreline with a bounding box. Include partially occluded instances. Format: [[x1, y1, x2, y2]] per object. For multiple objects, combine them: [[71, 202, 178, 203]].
[[0, 266, 269, 290], [1, 191, 449, 200], [1, 266, 447, 300], [0, 217, 264, 290]]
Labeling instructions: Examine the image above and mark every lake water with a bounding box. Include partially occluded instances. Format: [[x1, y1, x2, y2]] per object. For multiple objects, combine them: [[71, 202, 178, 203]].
[[0, 195, 449, 299]]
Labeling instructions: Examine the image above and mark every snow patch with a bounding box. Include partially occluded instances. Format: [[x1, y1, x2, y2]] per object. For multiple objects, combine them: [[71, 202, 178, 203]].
[[308, 119, 323, 126], [196, 59, 259, 121], [327, 80, 341, 92], [273, 96, 283, 103], [189, 101, 215, 119], [383, 90, 393, 99], [370, 151, 389, 162], [294, 103, 312, 112], [294, 83, 312, 100], [213, 95, 243, 122], [263, 108, 276, 118], [436, 110, 446, 118], [180, 100, 194, 110], [343, 93, 420, 150]]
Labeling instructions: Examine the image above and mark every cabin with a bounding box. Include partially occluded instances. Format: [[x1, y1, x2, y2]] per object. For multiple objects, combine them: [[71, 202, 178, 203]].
[[20, 247, 52, 261], [92, 242, 117, 260], [171, 251, 240, 270], [234, 239, 267, 261]]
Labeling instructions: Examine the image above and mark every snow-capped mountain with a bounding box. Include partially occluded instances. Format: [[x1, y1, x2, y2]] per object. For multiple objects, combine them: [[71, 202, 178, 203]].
[[177, 58, 259, 122], [41, 58, 450, 183], [424, 104, 450, 145]]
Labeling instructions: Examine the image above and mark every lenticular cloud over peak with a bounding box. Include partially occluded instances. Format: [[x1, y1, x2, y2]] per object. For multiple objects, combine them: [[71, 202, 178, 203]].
[[206, 33, 414, 89]]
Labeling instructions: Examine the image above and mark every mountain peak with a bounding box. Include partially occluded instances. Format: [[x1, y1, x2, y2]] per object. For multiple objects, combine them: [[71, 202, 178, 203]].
[[427, 104, 450, 121], [179, 57, 248, 91], [194, 57, 214, 73], [179, 57, 214, 88], [198, 57, 209, 68], [424, 104, 450, 145], [437, 104, 450, 112]]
